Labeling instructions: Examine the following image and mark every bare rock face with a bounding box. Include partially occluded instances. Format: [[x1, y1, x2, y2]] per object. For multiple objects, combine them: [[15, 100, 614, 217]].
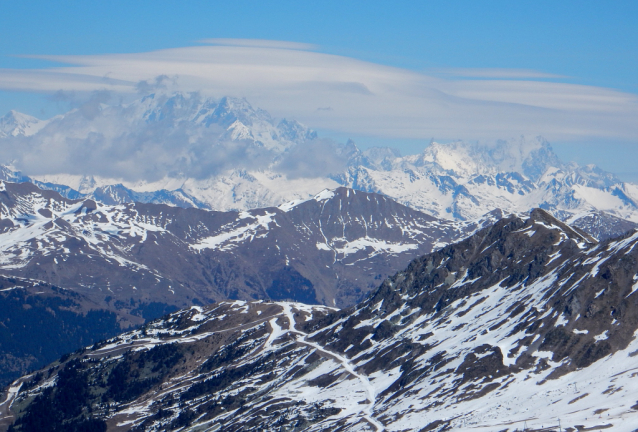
[[5, 210, 638, 431]]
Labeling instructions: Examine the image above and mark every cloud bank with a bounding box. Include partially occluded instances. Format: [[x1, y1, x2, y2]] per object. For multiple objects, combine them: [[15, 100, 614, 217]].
[[0, 91, 355, 182], [1, 39, 637, 142]]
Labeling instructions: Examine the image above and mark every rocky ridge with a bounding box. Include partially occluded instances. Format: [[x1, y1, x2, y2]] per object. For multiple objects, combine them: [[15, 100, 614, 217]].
[[4, 210, 638, 431]]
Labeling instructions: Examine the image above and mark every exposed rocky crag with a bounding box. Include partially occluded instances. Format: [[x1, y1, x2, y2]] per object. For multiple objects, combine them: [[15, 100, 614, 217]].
[[4, 210, 638, 431]]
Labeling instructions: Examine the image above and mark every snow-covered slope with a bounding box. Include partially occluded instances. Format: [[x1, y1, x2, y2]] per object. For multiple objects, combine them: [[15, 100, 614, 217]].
[[0, 111, 49, 138], [4, 210, 638, 431], [1, 94, 637, 240]]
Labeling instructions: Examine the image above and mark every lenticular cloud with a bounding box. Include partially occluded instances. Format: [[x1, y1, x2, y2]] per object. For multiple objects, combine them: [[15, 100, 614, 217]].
[[0, 39, 637, 142]]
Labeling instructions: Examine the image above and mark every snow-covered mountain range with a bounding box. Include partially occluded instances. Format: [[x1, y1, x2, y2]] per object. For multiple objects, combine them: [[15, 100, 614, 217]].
[[1, 92, 637, 237], [4, 210, 638, 431], [0, 179, 498, 387]]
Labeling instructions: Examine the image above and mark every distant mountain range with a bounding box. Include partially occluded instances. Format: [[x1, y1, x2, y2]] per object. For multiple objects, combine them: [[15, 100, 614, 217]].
[[4, 209, 638, 431], [1, 93, 637, 238]]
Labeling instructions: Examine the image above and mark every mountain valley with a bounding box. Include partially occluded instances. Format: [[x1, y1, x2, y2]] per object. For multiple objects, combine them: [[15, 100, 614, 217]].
[[0, 275, 125, 387]]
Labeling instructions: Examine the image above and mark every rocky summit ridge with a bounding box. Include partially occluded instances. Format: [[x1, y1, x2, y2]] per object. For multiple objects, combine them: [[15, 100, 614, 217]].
[[4, 210, 638, 431]]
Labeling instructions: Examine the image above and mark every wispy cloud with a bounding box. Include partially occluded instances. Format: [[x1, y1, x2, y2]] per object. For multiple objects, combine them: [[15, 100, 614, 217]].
[[199, 38, 318, 51], [428, 68, 568, 79], [1, 39, 637, 142]]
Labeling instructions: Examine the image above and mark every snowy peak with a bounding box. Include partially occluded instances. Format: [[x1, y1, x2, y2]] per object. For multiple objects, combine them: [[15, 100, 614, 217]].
[[137, 92, 194, 123], [132, 92, 314, 149], [352, 209, 598, 321], [135, 92, 263, 127], [358, 145, 402, 170], [567, 209, 638, 241], [337, 136, 638, 226], [526, 207, 597, 245], [207, 95, 272, 127], [225, 119, 254, 141], [0, 110, 48, 138], [0, 92, 315, 154], [276, 118, 318, 142], [2, 94, 638, 238], [417, 135, 559, 180]]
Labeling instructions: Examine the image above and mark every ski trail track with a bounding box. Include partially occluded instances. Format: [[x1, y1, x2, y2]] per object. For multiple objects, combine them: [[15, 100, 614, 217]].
[[276, 302, 385, 431]]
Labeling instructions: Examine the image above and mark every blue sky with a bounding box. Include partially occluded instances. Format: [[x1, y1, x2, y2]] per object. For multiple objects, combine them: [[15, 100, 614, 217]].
[[1, 1, 637, 178]]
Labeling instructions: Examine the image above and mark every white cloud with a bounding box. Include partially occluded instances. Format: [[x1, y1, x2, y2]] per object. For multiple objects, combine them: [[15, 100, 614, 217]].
[[2, 40, 637, 142], [199, 38, 318, 51], [428, 68, 568, 79]]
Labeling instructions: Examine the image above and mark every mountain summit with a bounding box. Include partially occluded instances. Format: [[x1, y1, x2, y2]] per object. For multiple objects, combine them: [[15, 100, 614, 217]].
[[0, 111, 48, 138], [417, 136, 561, 180]]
